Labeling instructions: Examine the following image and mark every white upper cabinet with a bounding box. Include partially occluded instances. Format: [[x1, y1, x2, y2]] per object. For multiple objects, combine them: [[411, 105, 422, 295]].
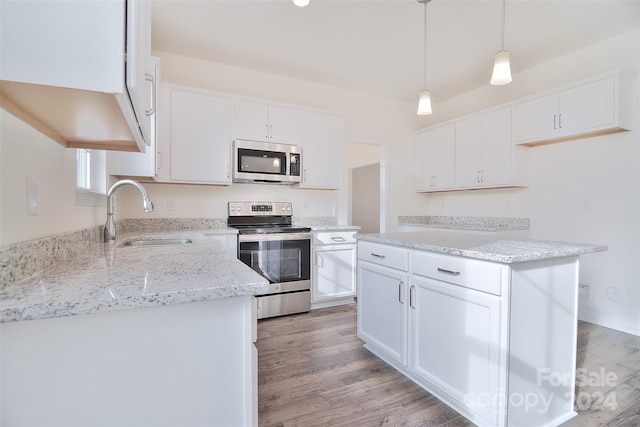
[[155, 85, 232, 185], [513, 72, 633, 146], [455, 108, 518, 189], [108, 57, 160, 181], [298, 111, 345, 189], [234, 100, 301, 144], [414, 124, 455, 192], [126, 0, 155, 148], [0, 0, 154, 152]]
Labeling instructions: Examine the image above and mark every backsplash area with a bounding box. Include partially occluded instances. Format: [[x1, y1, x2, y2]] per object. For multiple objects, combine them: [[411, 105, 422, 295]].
[[1, 216, 339, 288], [398, 216, 530, 232], [0, 226, 103, 287]]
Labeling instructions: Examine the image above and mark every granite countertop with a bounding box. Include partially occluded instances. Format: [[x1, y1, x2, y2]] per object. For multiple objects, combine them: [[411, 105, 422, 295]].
[[0, 229, 268, 323], [356, 231, 607, 263]]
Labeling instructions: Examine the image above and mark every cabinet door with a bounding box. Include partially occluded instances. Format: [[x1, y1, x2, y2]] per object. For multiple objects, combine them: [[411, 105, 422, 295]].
[[410, 275, 501, 426], [267, 105, 302, 144], [312, 245, 357, 302], [125, 0, 153, 147], [170, 90, 232, 184], [299, 111, 345, 189], [559, 77, 615, 135], [481, 107, 512, 187], [454, 116, 483, 188], [108, 57, 159, 179], [235, 100, 269, 142], [513, 94, 557, 144], [357, 262, 409, 366], [415, 124, 455, 191]]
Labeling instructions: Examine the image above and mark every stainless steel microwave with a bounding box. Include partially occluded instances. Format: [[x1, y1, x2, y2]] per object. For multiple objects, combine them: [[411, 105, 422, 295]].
[[233, 140, 302, 184]]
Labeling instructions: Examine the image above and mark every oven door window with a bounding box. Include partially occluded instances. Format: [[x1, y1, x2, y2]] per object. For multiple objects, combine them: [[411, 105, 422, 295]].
[[238, 149, 286, 175], [239, 239, 310, 283]]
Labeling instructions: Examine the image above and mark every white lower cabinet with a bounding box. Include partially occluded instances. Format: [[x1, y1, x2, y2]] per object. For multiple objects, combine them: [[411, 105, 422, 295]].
[[357, 240, 580, 427], [312, 231, 357, 308], [357, 241, 409, 366], [409, 275, 503, 426]]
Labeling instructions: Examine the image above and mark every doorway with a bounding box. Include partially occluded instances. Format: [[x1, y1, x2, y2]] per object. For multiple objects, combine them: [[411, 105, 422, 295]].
[[346, 141, 386, 233]]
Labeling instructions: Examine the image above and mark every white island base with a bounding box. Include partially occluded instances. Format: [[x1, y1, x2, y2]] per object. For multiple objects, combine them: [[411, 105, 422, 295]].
[[357, 238, 592, 427], [1, 295, 257, 427]]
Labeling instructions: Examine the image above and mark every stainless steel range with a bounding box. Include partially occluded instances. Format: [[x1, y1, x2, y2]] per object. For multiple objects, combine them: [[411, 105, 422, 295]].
[[228, 202, 311, 319]]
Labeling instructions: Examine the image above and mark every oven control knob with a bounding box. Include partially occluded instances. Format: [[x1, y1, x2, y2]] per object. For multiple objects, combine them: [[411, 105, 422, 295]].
[[287, 206, 291, 212]]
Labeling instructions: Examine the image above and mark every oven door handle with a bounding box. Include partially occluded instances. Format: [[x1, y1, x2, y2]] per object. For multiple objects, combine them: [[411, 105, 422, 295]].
[[238, 233, 311, 243]]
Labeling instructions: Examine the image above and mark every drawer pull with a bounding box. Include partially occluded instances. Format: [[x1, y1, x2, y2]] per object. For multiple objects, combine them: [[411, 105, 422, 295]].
[[398, 281, 405, 304], [437, 267, 461, 276], [371, 253, 386, 259], [331, 236, 346, 242]]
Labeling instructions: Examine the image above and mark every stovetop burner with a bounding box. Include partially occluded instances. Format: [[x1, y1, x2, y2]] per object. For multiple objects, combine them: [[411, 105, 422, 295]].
[[233, 225, 312, 235]]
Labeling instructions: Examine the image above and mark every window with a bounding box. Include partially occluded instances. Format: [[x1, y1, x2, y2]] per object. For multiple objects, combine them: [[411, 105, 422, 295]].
[[76, 149, 107, 206]]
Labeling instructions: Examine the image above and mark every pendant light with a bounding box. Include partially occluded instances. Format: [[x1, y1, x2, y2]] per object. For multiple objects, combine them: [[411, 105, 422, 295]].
[[417, 0, 432, 115], [490, 0, 512, 85]]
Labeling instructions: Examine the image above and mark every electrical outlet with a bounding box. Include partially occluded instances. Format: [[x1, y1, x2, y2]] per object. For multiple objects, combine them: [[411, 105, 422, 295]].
[[27, 176, 39, 216], [167, 198, 177, 211]]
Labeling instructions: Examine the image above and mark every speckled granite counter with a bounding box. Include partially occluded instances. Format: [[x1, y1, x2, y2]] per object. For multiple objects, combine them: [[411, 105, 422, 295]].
[[1, 229, 268, 323], [357, 231, 607, 263]]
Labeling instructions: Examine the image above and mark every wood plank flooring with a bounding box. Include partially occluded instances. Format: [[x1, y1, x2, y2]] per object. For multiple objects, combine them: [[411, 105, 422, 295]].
[[256, 304, 640, 427]]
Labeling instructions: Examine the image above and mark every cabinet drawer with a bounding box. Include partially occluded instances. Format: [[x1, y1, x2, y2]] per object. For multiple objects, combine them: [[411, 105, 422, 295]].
[[411, 251, 506, 296], [358, 241, 409, 271], [313, 231, 357, 245]]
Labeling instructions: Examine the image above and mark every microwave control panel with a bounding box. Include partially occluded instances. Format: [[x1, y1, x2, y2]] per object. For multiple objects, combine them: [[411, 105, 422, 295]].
[[290, 153, 301, 176]]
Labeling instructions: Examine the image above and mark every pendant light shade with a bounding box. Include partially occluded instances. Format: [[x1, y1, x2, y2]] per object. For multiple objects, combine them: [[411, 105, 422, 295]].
[[417, 0, 433, 115], [490, 50, 512, 85], [417, 90, 432, 115], [490, 0, 512, 85]]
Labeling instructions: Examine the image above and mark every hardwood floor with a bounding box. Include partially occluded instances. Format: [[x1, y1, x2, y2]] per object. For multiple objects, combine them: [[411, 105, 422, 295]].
[[256, 304, 640, 427]]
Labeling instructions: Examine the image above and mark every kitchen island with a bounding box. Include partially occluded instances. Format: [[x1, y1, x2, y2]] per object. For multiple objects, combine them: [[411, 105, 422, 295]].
[[1, 229, 268, 427], [356, 231, 606, 427]]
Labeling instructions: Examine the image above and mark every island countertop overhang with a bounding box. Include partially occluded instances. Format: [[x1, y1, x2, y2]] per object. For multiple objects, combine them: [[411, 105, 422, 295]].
[[356, 231, 607, 264]]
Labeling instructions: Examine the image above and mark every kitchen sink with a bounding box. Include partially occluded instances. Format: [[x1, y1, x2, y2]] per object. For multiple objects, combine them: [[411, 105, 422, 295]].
[[122, 238, 193, 247]]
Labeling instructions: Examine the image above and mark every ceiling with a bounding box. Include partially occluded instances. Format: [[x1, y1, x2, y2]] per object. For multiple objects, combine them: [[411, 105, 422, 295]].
[[152, 0, 640, 104]]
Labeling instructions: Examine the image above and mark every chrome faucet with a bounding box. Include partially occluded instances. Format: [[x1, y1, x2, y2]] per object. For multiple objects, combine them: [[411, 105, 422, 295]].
[[103, 179, 154, 242]]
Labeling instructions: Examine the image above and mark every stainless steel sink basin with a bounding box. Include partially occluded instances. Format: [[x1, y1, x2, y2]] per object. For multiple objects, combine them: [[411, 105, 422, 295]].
[[123, 238, 193, 247]]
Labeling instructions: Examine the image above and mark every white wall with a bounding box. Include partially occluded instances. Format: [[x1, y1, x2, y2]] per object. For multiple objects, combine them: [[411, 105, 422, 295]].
[[0, 110, 103, 247], [408, 29, 640, 335]]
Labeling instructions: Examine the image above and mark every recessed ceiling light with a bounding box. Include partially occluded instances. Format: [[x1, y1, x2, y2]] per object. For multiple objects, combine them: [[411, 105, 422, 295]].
[[293, 0, 310, 7]]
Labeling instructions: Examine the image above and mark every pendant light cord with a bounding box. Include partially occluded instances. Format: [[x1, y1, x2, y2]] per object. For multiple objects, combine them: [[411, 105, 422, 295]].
[[423, 0, 428, 89], [500, 0, 506, 50]]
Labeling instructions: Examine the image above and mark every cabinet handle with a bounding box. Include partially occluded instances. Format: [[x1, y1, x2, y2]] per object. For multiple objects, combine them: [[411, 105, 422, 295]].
[[437, 267, 461, 276], [226, 163, 230, 179], [156, 151, 162, 170], [399, 281, 405, 304], [144, 72, 156, 116], [477, 170, 481, 183], [265, 124, 269, 139], [558, 113, 562, 129], [315, 253, 324, 267], [409, 285, 416, 309], [480, 170, 484, 183], [370, 253, 386, 259], [553, 114, 558, 130], [330, 236, 346, 242], [269, 125, 273, 139], [303, 169, 307, 183]]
